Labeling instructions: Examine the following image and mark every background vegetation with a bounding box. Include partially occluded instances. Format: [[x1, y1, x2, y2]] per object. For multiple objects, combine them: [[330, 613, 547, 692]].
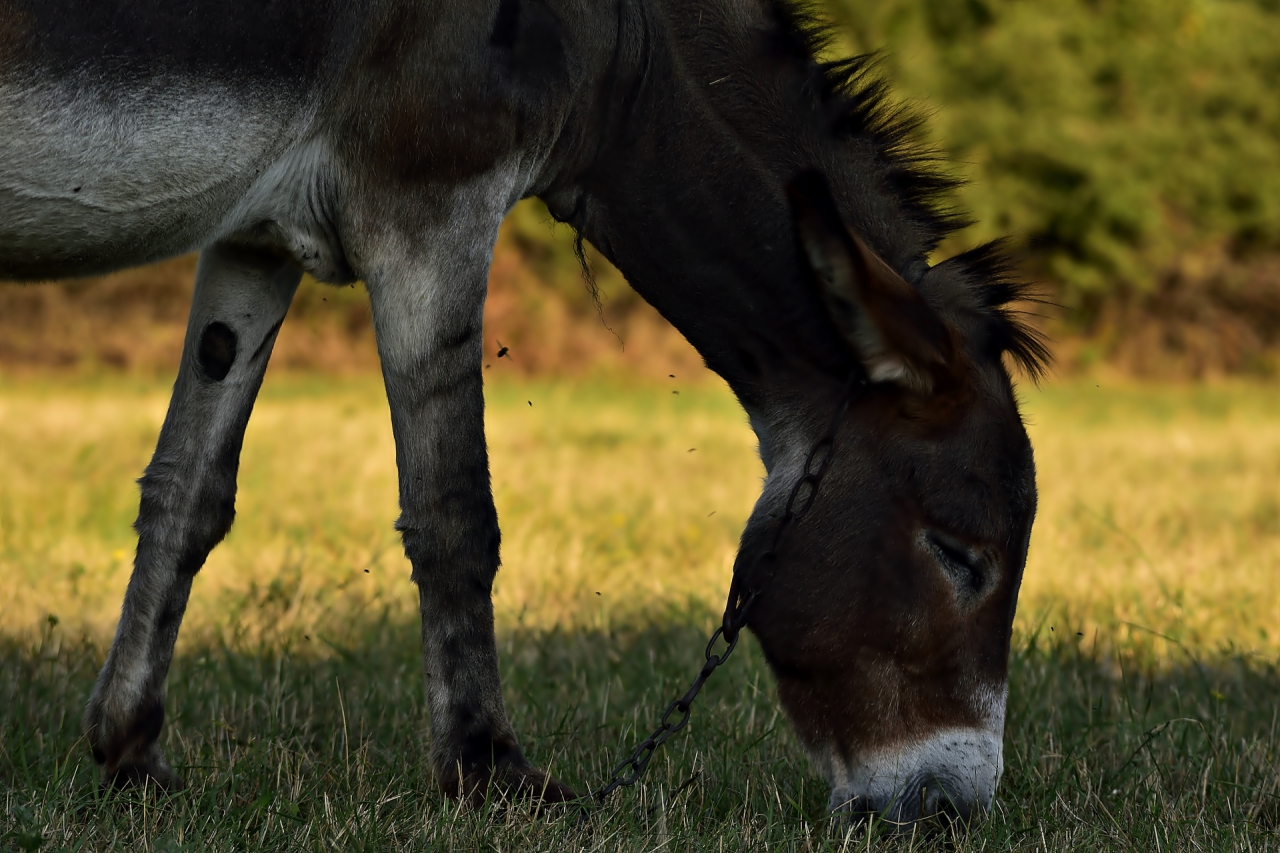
[[827, 0, 1280, 374]]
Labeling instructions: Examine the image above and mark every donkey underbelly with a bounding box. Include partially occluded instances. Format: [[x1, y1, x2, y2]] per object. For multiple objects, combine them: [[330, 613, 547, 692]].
[[0, 79, 304, 280]]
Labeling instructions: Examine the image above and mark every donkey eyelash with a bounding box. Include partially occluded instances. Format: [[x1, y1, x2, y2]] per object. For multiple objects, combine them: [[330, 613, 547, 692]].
[[924, 531, 989, 594]]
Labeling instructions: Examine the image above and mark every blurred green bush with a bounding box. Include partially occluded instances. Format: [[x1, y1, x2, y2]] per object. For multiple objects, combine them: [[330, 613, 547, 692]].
[[824, 0, 1280, 323]]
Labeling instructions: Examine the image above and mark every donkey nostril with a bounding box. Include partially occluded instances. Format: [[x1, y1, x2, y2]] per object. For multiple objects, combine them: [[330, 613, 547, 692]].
[[924, 783, 984, 831], [933, 789, 977, 826], [883, 776, 980, 829]]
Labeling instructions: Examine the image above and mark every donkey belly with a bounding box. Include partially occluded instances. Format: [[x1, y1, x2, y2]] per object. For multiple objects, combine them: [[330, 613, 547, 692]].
[[0, 79, 302, 280]]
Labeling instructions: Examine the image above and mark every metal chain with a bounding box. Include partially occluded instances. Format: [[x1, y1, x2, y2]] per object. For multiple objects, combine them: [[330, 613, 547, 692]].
[[586, 370, 866, 810], [589, 624, 743, 804]]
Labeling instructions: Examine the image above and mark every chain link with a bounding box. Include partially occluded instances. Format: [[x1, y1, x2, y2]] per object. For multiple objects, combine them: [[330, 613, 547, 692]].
[[590, 625, 742, 804], [585, 371, 866, 811]]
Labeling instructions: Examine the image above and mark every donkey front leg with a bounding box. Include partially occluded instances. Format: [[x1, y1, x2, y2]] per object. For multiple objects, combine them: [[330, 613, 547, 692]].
[[84, 244, 301, 790], [366, 234, 576, 805]]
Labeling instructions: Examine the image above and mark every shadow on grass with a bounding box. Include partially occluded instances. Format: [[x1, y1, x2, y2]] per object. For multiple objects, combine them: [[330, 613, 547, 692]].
[[2, 609, 1278, 851]]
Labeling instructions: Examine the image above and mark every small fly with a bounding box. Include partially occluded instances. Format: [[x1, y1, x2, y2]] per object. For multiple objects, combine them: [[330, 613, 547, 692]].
[[497, 341, 511, 359]]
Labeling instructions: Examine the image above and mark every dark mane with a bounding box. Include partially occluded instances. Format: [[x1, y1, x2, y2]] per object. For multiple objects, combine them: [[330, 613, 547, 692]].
[[941, 241, 1054, 381], [766, 2, 964, 250], [767, 0, 1052, 380]]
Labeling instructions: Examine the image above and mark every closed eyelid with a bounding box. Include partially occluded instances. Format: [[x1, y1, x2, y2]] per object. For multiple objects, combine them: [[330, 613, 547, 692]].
[[922, 528, 980, 560], [921, 529, 998, 604]]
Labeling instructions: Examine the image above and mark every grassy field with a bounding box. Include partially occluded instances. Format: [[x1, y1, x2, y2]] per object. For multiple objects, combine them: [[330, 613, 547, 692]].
[[1, 373, 1278, 851]]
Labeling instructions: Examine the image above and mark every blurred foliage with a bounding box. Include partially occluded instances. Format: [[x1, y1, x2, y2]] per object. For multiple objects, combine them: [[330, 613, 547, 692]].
[[822, 0, 1280, 320]]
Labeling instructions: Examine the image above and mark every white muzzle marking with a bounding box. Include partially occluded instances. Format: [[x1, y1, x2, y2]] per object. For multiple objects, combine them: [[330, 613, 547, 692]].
[[822, 688, 1007, 823]]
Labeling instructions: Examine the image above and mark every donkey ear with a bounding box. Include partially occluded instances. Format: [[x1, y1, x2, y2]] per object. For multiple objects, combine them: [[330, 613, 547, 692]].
[[787, 171, 956, 393]]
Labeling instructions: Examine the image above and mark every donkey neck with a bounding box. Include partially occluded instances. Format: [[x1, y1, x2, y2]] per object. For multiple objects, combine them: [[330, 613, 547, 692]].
[[541, 0, 935, 412]]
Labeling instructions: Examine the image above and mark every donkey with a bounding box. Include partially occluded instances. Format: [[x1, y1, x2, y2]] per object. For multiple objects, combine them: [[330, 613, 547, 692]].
[[0, 0, 1047, 825]]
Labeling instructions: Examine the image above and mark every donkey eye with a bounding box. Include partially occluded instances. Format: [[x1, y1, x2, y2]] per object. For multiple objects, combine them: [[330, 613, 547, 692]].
[[924, 530, 990, 597]]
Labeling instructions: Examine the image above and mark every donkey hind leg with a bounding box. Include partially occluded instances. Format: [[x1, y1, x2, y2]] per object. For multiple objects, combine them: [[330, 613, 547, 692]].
[[84, 244, 301, 791], [366, 228, 576, 807]]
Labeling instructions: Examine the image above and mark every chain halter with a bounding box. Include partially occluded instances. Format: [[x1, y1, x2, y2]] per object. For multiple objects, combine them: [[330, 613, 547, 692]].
[[587, 370, 867, 808]]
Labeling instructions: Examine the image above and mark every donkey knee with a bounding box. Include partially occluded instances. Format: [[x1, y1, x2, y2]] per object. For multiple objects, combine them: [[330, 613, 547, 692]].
[[401, 525, 501, 591], [398, 513, 501, 590], [134, 463, 238, 577]]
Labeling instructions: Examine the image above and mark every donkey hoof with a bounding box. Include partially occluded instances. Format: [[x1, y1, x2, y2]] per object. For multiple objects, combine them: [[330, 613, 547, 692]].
[[495, 763, 579, 805], [450, 761, 579, 808], [104, 758, 183, 794], [90, 733, 182, 794], [85, 695, 181, 793]]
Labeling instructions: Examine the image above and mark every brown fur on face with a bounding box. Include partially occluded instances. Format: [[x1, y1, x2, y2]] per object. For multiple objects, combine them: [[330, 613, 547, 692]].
[[744, 373, 1036, 778]]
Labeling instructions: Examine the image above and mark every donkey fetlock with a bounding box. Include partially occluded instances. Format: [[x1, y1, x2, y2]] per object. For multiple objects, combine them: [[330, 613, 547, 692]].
[[84, 694, 181, 792]]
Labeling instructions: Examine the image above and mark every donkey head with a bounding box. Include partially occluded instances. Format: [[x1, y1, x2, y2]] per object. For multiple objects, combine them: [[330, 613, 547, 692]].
[[738, 172, 1042, 826]]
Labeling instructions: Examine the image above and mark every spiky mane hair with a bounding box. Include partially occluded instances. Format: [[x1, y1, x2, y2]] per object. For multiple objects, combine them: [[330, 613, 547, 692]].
[[767, 0, 1052, 380]]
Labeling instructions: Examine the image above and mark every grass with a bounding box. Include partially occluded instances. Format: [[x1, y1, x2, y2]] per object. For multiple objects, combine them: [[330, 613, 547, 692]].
[[1, 372, 1279, 851]]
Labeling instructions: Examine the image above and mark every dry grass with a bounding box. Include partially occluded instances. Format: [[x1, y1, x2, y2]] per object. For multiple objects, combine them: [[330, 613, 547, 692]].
[[1023, 382, 1280, 655], [2, 374, 1278, 850], [3, 374, 1277, 653], [0, 369, 751, 642]]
